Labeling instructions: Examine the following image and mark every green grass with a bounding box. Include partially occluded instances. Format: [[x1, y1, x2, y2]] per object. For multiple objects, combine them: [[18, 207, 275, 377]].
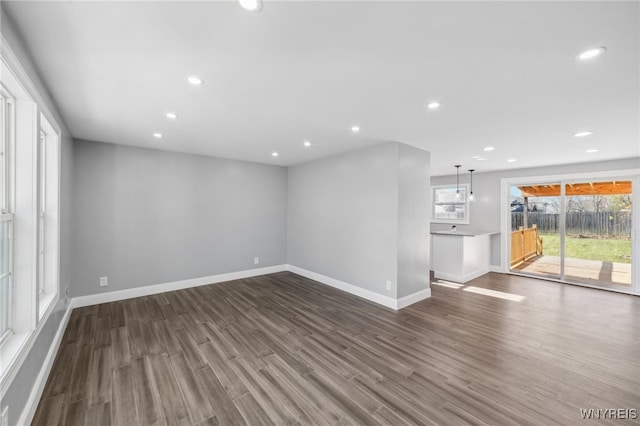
[[540, 234, 632, 264]]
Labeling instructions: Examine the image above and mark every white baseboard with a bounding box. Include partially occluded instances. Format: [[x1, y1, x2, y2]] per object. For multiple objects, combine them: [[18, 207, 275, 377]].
[[432, 271, 463, 283], [286, 265, 430, 310], [72, 264, 288, 308], [396, 288, 431, 309], [489, 265, 503, 273], [286, 265, 397, 309], [434, 268, 490, 284], [17, 304, 73, 426], [71, 264, 431, 312], [464, 268, 491, 282]]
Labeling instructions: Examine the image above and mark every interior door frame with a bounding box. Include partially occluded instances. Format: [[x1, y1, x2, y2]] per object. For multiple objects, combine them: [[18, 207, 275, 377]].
[[500, 169, 639, 295]]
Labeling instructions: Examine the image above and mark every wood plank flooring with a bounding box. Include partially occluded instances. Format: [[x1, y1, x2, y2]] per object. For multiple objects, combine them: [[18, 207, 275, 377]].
[[33, 272, 640, 425]]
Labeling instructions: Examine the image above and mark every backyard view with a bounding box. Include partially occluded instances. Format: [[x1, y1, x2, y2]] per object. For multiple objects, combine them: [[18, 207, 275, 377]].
[[539, 234, 631, 264], [510, 181, 633, 287]]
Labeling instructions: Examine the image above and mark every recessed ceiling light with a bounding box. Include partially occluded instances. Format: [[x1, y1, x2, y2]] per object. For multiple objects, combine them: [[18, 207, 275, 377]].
[[272, 152, 279, 157], [586, 149, 599, 153], [303, 140, 311, 147], [507, 158, 517, 163], [483, 146, 495, 151], [238, 0, 262, 11], [475, 157, 486, 161], [427, 102, 441, 110], [166, 112, 178, 120], [187, 76, 204, 86], [153, 132, 163, 139], [573, 131, 593, 138], [351, 125, 360, 133], [577, 47, 606, 61]]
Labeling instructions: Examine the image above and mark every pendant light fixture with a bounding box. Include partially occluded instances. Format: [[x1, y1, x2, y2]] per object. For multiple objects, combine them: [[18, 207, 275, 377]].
[[455, 165, 462, 200], [468, 169, 476, 202]]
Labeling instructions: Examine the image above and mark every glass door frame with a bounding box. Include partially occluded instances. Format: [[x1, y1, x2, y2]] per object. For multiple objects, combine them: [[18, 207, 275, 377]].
[[508, 179, 563, 280], [500, 169, 639, 295]]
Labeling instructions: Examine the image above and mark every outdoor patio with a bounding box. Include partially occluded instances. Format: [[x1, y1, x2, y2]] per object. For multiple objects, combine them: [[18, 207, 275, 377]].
[[512, 255, 632, 287]]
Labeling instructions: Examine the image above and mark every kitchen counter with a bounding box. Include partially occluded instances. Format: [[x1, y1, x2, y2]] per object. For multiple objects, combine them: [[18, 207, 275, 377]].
[[431, 230, 496, 237], [431, 230, 498, 283]]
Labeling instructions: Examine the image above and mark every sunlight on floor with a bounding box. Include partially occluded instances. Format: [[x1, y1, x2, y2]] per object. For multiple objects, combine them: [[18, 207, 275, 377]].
[[431, 279, 526, 302], [431, 280, 465, 289], [463, 286, 526, 302]]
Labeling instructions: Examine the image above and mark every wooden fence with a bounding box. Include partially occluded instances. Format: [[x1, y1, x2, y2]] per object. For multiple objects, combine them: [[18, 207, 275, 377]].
[[511, 211, 632, 237], [510, 225, 543, 267]]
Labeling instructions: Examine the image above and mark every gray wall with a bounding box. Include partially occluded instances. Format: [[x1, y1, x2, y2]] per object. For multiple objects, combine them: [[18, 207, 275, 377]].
[[1, 8, 74, 426], [72, 140, 287, 297], [287, 143, 399, 296], [431, 157, 640, 267], [397, 144, 431, 297], [76, 139, 431, 303], [288, 142, 431, 299]]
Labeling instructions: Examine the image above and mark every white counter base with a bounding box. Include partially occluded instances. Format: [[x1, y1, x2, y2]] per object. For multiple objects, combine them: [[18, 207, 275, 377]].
[[431, 232, 492, 283]]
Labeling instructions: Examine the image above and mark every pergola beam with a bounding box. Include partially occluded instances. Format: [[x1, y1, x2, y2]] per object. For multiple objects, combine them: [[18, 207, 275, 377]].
[[518, 181, 631, 197]]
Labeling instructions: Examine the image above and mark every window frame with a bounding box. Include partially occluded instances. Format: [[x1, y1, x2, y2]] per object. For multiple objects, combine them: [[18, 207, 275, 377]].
[[0, 89, 15, 345], [431, 183, 471, 224], [38, 128, 46, 297], [0, 215, 13, 345], [1, 91, 13, 214], [36, 113, 60, 319], [0, 38, 62, 395]]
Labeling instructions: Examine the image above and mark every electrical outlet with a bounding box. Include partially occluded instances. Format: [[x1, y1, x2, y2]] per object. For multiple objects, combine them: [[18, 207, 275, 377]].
[[99, 276, 108, 287], [386, 280, 392, 291], [254, 257, 259, 265]]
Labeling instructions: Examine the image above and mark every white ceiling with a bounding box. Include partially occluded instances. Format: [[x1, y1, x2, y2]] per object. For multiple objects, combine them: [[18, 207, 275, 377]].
[[3, 1, 639, 176]]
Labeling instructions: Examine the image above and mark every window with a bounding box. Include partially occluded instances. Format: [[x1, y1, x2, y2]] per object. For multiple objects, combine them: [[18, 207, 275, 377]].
[[0, 217, 10, 342], [36, 113, 59, 318], [38, 129, 46, 296], [432, 184, 471, 224], [1, 43, 61, 389], [0, 92, 14, 344]]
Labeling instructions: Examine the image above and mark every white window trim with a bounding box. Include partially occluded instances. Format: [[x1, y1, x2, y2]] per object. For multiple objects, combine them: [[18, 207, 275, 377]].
[[1, 89, 15, 346], [0, 94, 13, 215], [0, 33, 61, 396], [0, 213, 13, 346], [431, 183, 471, 224], [37, 114, 59, 320]]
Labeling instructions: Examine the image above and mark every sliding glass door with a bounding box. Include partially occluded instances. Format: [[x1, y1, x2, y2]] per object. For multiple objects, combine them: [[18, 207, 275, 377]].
[[564, 180, 633, 288], [507, 176, 637, 292], [509, 182, 561, 280]]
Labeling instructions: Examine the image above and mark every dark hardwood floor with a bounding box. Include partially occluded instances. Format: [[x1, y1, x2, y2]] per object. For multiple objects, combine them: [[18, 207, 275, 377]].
[[32, 272, 639, 425]]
